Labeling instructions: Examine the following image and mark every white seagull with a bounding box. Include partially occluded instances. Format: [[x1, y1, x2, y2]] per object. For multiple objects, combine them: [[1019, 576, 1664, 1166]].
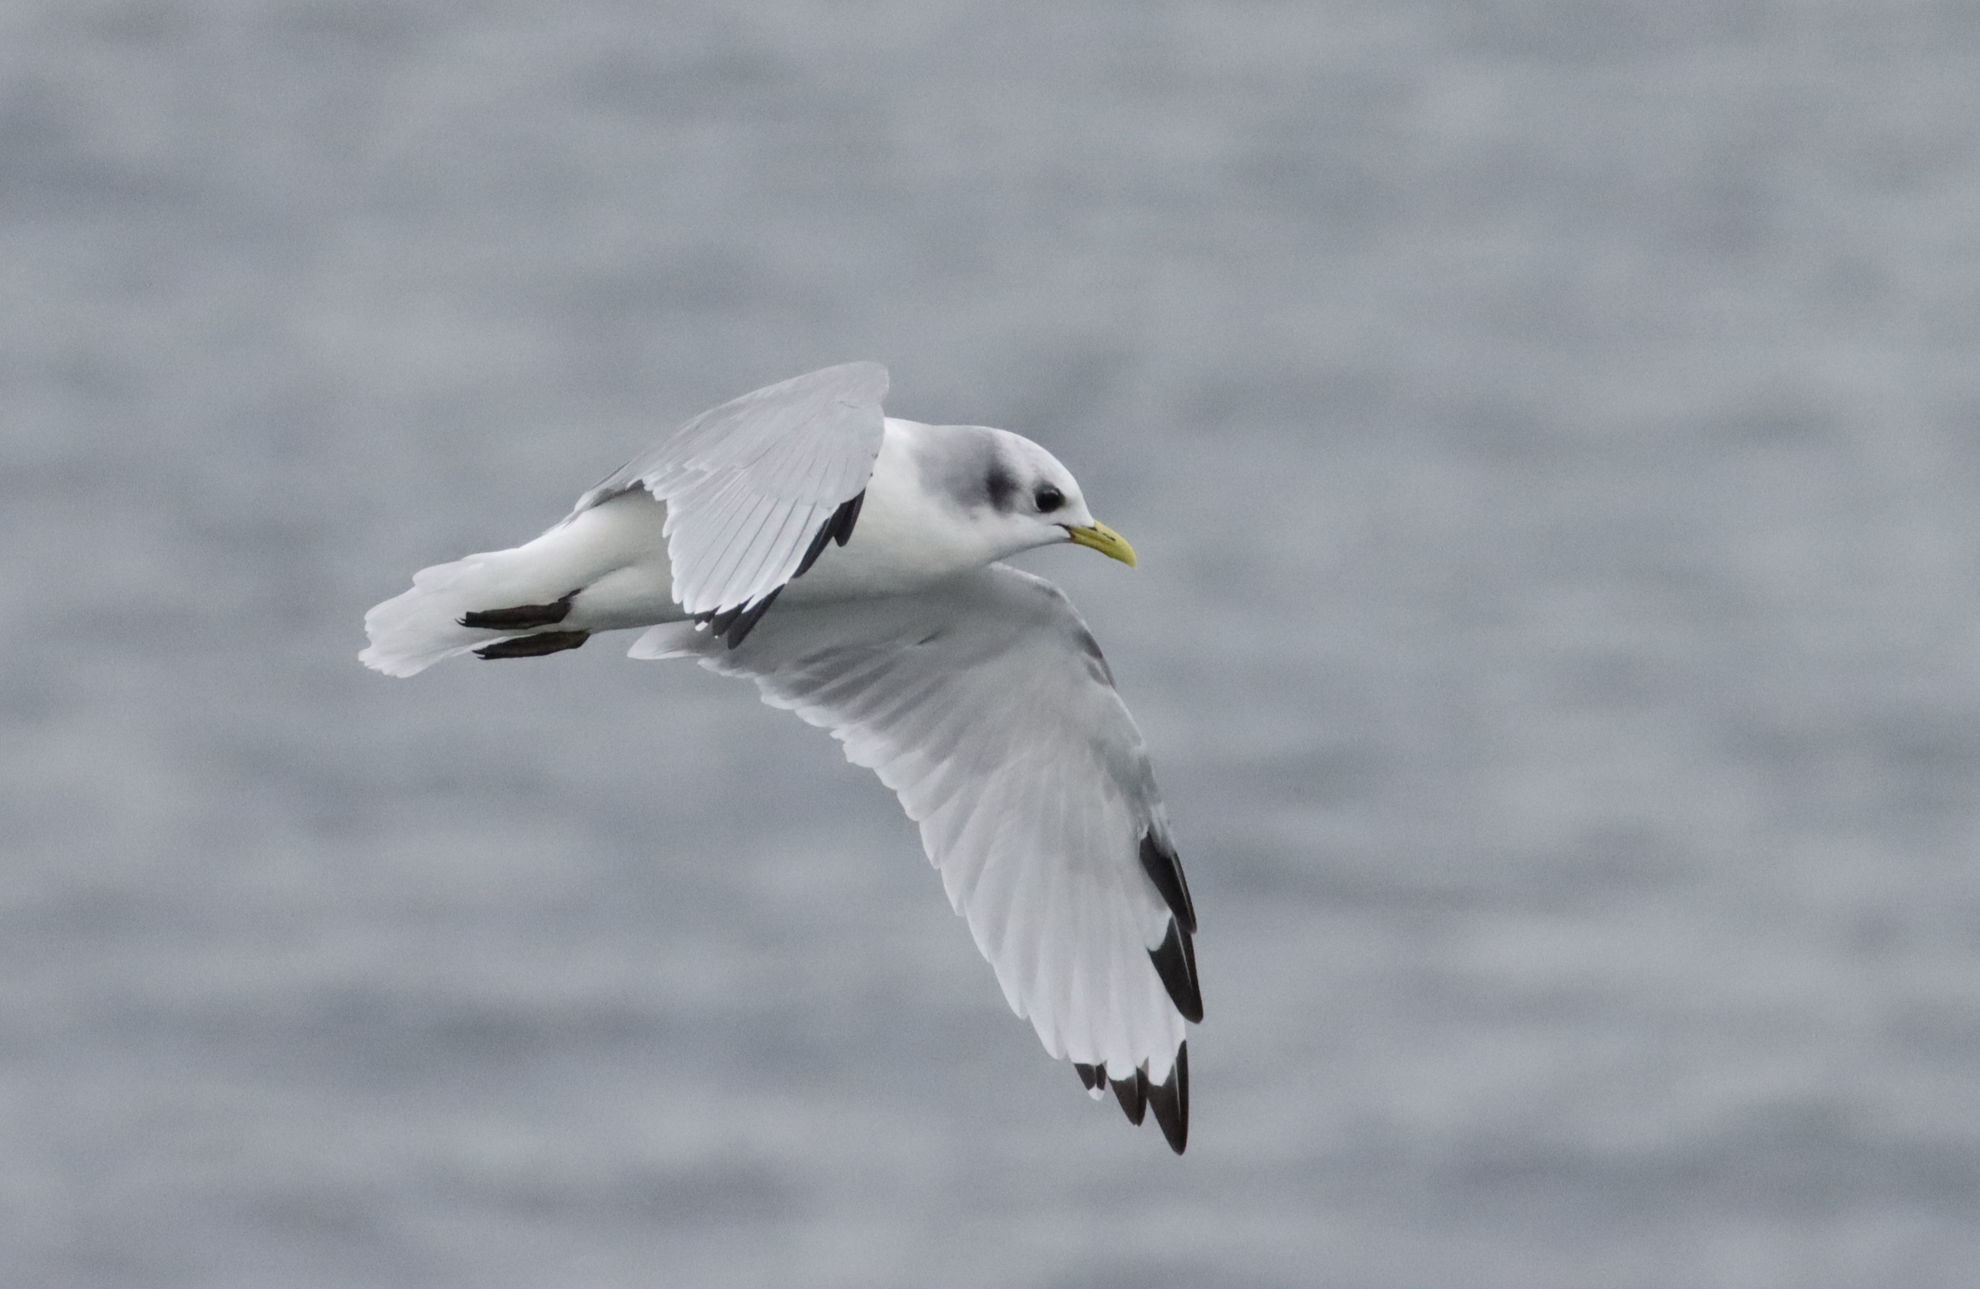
[[361, 363, 1201, 1152]]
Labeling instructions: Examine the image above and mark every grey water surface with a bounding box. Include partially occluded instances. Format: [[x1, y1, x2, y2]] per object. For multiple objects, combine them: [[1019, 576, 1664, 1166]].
[[7, 2, 1980, 1286]]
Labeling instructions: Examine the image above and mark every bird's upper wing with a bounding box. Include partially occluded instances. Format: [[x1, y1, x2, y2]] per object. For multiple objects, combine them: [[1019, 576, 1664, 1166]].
[[630, 564, 1201, 1151], [570, 362, 888, 644]]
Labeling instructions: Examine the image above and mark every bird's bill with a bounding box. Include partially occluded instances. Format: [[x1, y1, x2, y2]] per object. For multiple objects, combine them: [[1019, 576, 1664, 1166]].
[[1064, 521, 1138, 567]]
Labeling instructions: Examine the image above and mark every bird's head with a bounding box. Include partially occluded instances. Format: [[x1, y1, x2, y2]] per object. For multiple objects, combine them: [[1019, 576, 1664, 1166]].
[[966, 428, 1138, 568]]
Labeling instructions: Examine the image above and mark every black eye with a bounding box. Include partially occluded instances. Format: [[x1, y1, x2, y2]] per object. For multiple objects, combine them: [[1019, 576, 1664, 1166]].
[[1034, 485, 1065, 513]]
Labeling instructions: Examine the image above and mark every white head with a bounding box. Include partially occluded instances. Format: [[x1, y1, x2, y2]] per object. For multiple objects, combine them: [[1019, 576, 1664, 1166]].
[[916, 425, 1138, 567]]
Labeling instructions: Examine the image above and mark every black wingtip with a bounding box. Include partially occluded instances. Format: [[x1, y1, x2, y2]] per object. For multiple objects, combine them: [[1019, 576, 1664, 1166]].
[[832, 489, 865, 546], [720, 586, 782, 647], [792, 490, 868, 580], [697, 586, 784, 649], [1111, 1067, 1148, 1126], [1148, 920, 1204, 1024], [1139, 832, 1197, 935], [1074, 1062, 1103, 1092], [1146, 1043, 1189, 1154], [708, 491, 864, 644], [792, 510, 838, 579]]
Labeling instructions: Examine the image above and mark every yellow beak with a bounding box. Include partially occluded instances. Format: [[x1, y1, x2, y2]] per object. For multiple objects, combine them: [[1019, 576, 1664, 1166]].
[[1064, 520, 1137, 567]]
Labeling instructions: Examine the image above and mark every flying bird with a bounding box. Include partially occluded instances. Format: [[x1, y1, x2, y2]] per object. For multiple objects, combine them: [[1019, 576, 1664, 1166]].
[[361, 363, 1201, 1152]]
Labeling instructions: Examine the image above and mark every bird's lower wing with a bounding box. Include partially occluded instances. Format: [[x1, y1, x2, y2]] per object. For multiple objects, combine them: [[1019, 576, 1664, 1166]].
[[631, 564, 1201, 1151]]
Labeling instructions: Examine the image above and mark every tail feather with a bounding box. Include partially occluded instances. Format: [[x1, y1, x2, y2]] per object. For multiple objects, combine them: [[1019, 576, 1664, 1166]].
[[361, 490, 677, 677], [360, 550, 539, 676]]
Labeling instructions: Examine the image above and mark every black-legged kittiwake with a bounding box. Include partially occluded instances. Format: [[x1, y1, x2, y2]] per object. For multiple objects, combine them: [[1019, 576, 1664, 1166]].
[[361, 363, 1201, 1152]]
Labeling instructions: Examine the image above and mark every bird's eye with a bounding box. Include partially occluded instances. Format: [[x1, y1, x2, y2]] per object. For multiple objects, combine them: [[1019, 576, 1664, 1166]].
[[1034, 485, 1065, 513]]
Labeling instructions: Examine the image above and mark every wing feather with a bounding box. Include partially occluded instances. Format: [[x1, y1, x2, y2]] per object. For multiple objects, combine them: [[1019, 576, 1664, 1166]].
[[568, 362, 888, 633], [630, 563, 1200, 1149]]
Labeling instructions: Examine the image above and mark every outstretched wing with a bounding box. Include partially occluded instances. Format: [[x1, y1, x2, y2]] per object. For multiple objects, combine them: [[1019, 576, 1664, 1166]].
[[631, 564, 1201, 1152], [572, 362, 889, 644]]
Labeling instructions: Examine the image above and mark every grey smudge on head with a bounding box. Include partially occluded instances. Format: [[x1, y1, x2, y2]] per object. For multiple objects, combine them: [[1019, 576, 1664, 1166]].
[[916, 426, 1022, 515]]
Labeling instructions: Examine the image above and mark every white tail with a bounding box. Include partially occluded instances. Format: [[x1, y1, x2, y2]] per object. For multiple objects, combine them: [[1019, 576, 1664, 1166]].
[[360, 548, 546, 677], [360, 490, 679, 677]]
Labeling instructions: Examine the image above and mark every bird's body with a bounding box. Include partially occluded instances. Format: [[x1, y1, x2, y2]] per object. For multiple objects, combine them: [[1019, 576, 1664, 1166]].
[[361, 363, 1201, 1151], [363, 415, 1108, 670]]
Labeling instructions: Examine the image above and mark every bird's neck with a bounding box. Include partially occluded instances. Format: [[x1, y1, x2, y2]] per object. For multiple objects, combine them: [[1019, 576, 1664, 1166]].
[[788, 419, 1024, 602]]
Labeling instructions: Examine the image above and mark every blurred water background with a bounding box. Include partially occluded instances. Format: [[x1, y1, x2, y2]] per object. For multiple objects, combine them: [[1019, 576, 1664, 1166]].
[[7, 2, 1980, 1285]]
